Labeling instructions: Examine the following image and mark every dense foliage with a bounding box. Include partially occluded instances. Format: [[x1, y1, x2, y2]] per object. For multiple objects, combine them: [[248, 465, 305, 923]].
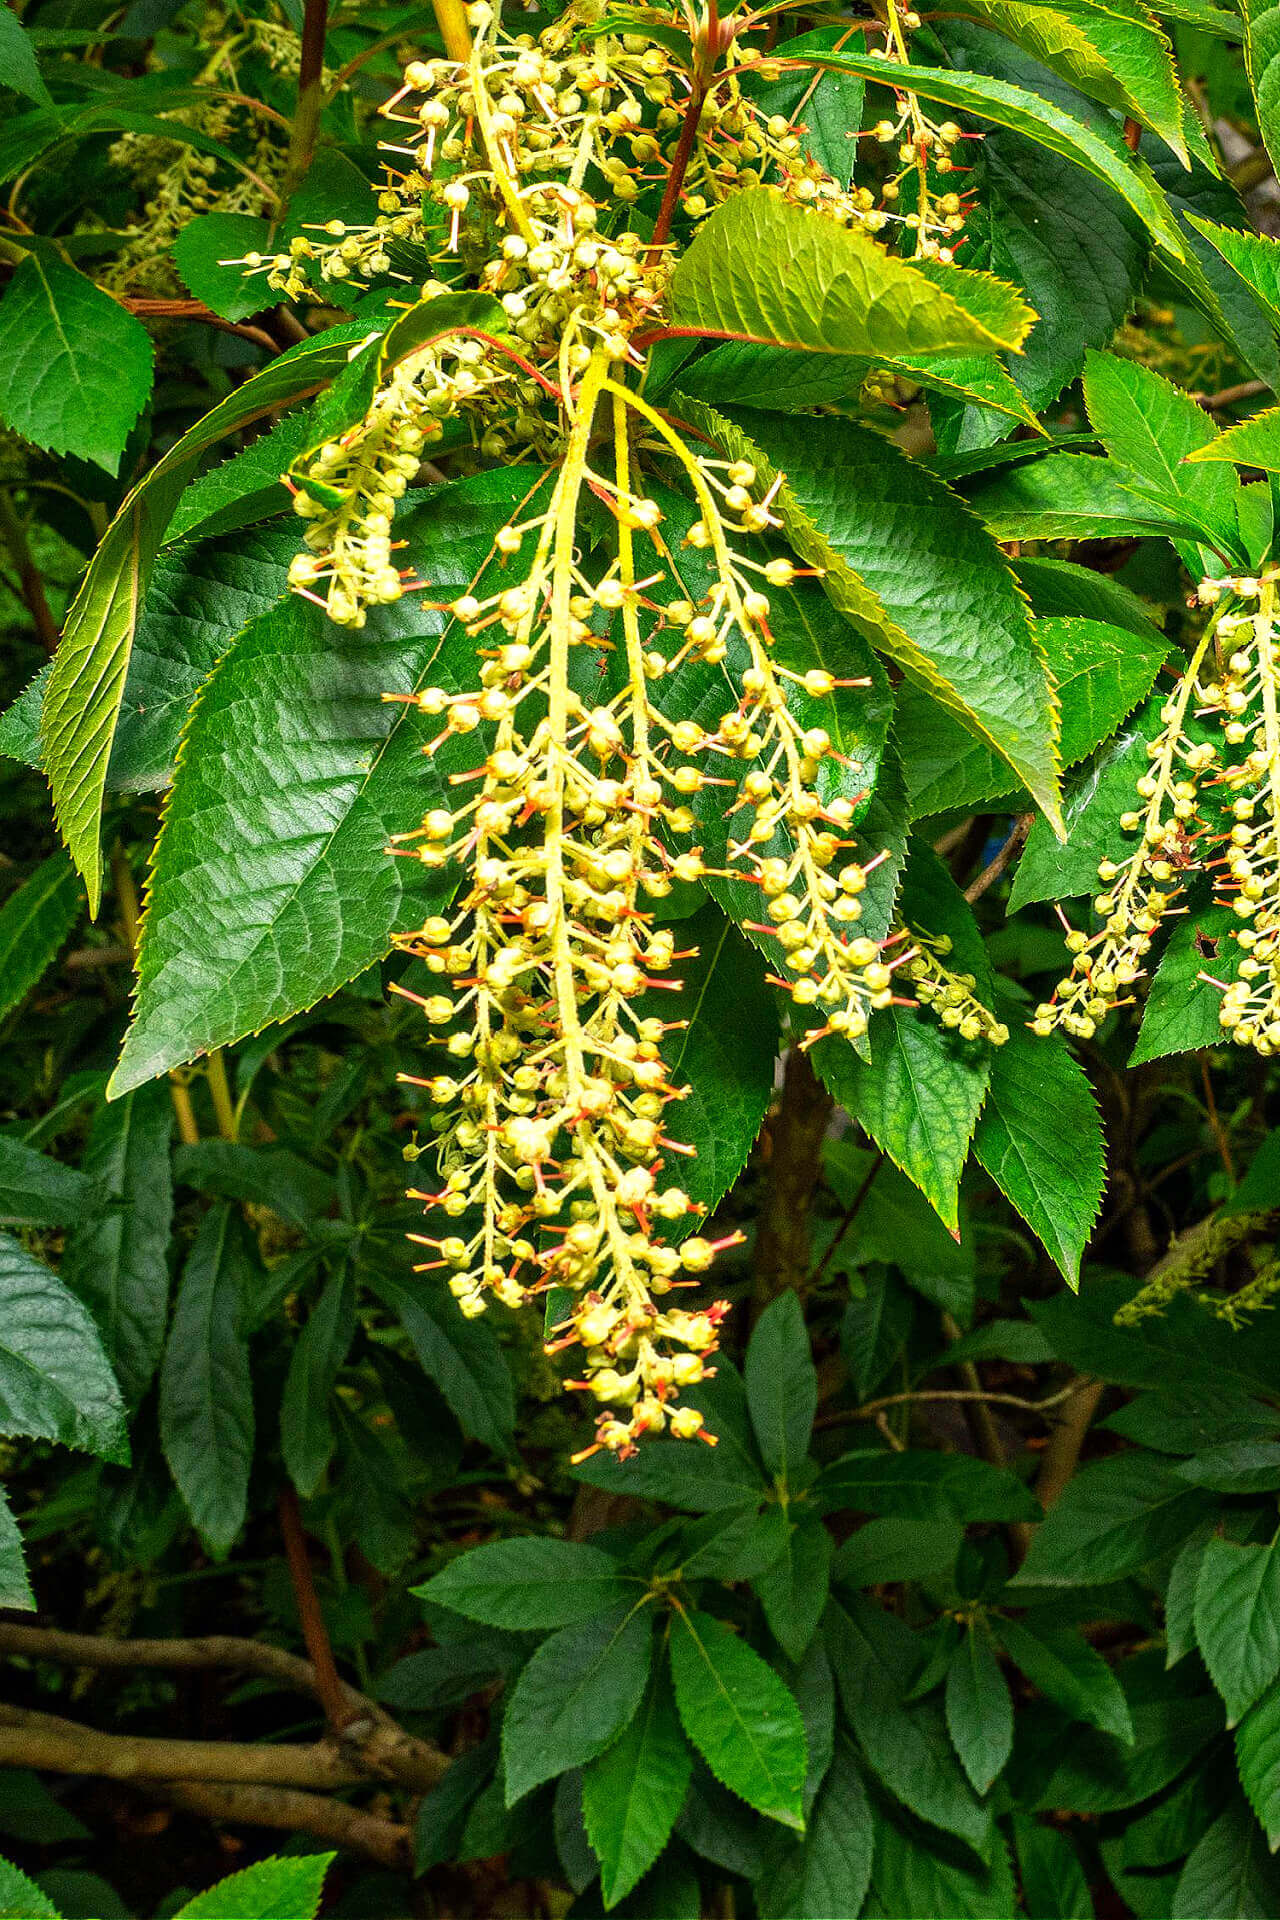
[[6, 0, 1280, 1913]]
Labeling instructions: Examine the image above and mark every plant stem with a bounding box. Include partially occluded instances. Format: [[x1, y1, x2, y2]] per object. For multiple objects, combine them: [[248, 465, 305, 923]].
[[0, 488, 58, 653], [752, 1047, 834, 1314], [431, 0, 473, 63], [278, 1484, 353, 1733], [207, 1051, 237, 1142], [279, 0, 329, 207]]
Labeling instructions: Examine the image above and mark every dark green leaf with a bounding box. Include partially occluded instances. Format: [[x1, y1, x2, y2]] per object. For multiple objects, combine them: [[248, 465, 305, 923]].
[[669, 1607, 806, 1829], [753, 1734, 873, 1920], [61, 1082, 173, 1406], [280, 1266, 355, 1499], [419, 1538, 637, 1632], [0, 1138, 99, 1230], [502, 1603, 653, 1805], [1172, 1800, 1280, 1919], [973, 1004, 1105, 1285], [1237, 1682, 1280, 1847], [0, 1492, 32, 1614], [1192, 1538, 1280, 1726], [0, 253, 152, 475], [0, 9, 53, 108], [172, 211, 272, 323], [815, 1450, 1040, 1523], [826, 1596, 991, 1852], [1012, 1452, 1213, 1587], [832, 1517, 964, 1589], [745, 1290, 816, 1486], [946, 1627, 1013, 1794], [681, 403, 1062, 828], [865, 1817, 1015, 1919], [1011, 1816, 1094, 1919], [996, 1617, 1134, 1742], [0, 1231, 126, 1462], [374, 1272, 514, 1456], [111, 476, 534, 1093], [1130, 897, 1235, 1064], [754, 1518, 832, 1663], [1177, 1442, 1280, 1492], [173, 1140, 333, 1228], [0, 852, 81, 1024], [582, 1661, 692, 1909], [158, 1205, 257, 1558]]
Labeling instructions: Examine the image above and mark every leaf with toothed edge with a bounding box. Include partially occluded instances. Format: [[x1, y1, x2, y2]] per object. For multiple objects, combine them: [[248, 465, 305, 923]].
[[109, 472, 545, 1099], [676, 398, 1063, 832]]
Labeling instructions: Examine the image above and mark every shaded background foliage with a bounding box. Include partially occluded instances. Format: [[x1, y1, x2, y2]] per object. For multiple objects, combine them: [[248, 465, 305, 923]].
[[2, 0, 1280, 1915]]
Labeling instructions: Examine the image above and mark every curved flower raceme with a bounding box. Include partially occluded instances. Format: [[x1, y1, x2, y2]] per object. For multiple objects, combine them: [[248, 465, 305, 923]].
[[267, 1, 1010, 1452]]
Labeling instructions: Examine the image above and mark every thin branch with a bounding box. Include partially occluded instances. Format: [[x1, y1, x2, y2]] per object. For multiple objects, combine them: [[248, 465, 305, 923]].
[[1201, 1058, 1236, 1182], [123, 297, 277, 353], [154, 1780, 411, 1872], [1192, 378, 1268, 412], [964, 813, 1033, 904], [280, 0, 330, 206], [809, 1151, 884, 1286], [0, 489, 59, 652], [279, 1486, 351, 1733], [814, 1379, 1086, 1431]]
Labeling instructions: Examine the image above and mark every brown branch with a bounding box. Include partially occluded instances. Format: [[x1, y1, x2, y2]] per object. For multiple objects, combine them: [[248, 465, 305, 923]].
[[279, 1486, 351, 1733], [964, 814, 1033, 904], [123, 297, 277, 353], [280, 0, 330, 206], [813, 1379, 1086, 1430], [752, 1048, 833, 1314], [1192, 378, 1269, 413], [0, 1702, 365, 1791], [155, 1781, 411, 1872], [0, 489, 59, 652], [0, 1623, 448, 1793]]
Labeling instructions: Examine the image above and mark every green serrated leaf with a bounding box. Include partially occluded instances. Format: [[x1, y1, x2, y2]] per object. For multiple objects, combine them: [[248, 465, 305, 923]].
[[1130, 896, 1234, 1064], [280, 1265, 355, 1499], [173, 1854, 334, 1920], [582, 1660, 692, 1910], [0, 1852, 58, 1918], [0, 1490, 33, 1614], [1237, 1683, 1280, 1847], [816, 843, 996, 1227], [110, 475, 535, 1095], [165, 408, 320, 546], [754, 1734, 873, 1920], [1242, 0, 1280, 181], [669, 1607, 806, 1829], [418, 1538, 637, 1632], [61, 1082, 173, 1406], [946, 1626, 1013, 1795], [995, 1616, 1134, 1741], [1011, 706, 1154, 912], [973, 1004, 1105, 1285], [826, 1596, 992, 1853], [0, 852, 81, 1025], [1011, 1816, 1094, 1920], [815, 1450, 1041, 1522], [0, 1231, 127, 1463], [745, 1291, 817, 1487], [0, 9, 53, 107], [0, 1138, 99, 1230], [899, 614, 1167, 817], [967, 449, 1214, 543], [1187, 404, 1280, 474], [1172, 1801, 1280, 1919], [955, 0, 1188, 159], [1082, 348, 1240, 555], [668, 187, 1034, 359], [502, 1603, 653, 1805], [158, 1205, 257, 1559], [754, 1519, 832, 1664], [1011, 1451, 1214, 1586], [0, 253, 152, 475], [373, 1272, 514, 1456], [680, 401, 1062, 827], [1193, 1537, 1280, 1725], [656, 906, 777, 1219], [172, 210, 272, 323], [41, 319, 372, 913], [865, 1816, 1016, 1919]]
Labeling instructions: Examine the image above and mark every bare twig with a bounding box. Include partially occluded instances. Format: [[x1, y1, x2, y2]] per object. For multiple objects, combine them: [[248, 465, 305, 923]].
[[0, 1702, 366, 1791], [964, 814, 1033, 904], [279, 1486, 351, 1734], [808, 1151, 884, 1285], [813, 1379, 1087, 1431], [1192, 378, 1269, 413], [155, 1781, 411, 1872], [0, 489, 59, 652]]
